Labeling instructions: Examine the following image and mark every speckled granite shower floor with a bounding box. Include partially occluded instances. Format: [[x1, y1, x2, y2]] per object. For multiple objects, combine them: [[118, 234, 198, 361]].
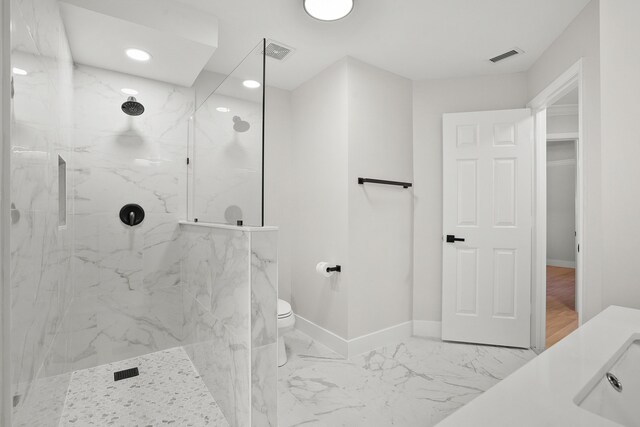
[[278, 330, 536, 427], [59, 347, 229, 426]]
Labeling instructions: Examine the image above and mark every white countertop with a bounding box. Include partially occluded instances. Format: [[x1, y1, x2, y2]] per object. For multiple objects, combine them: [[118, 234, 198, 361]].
[[437, 305, 640, 427], [178, 220, 278, 232]]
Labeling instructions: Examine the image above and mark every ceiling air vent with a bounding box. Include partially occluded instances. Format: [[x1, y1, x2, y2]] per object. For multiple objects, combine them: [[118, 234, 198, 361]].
[[261, 41, 295, 61], [489, 48, 523, 63]]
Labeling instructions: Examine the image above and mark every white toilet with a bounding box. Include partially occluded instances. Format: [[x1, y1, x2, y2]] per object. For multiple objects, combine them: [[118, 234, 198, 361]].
[[277, 299, 295, 367]]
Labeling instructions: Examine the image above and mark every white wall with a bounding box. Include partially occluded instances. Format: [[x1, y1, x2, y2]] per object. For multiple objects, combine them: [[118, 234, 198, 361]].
[[290, 58, 413, 340], [412, 73, 529, 322], [285, 1, 602, 332], [346, 58, 413, 338], [547, 141, 576, 266], [264, 86, 293, 303], [548, 114, 579, 134], [291, 59, 350, 338], [527, 0, 602, 321], [600, 0, 640, 311], [284, 0, 604, 335]]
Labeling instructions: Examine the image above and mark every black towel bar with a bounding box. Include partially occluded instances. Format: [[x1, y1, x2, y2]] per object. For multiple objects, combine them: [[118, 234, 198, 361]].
[[358, 178, 412, 188]]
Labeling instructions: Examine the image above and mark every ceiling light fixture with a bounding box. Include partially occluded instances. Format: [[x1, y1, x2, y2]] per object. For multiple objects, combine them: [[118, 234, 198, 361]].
[[242, 80, 261, 89], [304, 0, 353, 21], [216, 107, 231, 113], [12, 67, 27, 76], [121, 88, 139, 96], [125, 48, 152, 62]]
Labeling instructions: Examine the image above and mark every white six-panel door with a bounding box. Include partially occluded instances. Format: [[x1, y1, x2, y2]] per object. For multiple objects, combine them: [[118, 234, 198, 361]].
[[442, 109, 533, 348]]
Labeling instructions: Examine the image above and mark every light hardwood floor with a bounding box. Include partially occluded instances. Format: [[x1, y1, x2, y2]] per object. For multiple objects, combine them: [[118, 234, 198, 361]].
[[546, 266, 578, 348]]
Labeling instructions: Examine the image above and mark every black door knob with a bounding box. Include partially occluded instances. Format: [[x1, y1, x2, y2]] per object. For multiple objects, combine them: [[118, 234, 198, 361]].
[[446, 235, 465, 243]]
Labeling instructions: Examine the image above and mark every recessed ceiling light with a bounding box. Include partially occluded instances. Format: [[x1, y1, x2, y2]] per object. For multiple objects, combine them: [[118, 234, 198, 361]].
[[121, 88, 139, 95], [12, 67, 27, 76], [216, 107, 231, 113], [125, 48, 151, 62], [242, 80, 261, 89], [304, 0, 353, 21]]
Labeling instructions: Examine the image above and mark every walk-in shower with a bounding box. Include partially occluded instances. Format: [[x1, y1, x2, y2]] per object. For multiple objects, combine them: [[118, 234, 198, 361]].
[[6, 0, 275, 421]]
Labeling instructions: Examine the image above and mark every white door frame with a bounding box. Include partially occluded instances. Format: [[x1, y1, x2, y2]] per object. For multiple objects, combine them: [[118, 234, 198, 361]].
[[527, 59, 584, 352]]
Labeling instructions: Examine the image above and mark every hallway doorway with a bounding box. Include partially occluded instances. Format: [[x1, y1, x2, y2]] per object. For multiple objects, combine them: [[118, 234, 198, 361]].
[[544, 87, 579, 349], [545, 266, 578, 347]]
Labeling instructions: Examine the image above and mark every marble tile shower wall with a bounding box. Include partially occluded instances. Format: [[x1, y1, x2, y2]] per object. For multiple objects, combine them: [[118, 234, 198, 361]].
[[9, 0, 76, 424], [65, 65, 195, 370], [181, 224, 251, 427], [250, 230, 278, 427], [180, 224, 277, 427]]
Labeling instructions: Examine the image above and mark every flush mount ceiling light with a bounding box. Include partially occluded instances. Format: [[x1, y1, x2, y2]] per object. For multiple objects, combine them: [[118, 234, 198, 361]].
[[12, 67, 27, 75], [304, 0, 353, 21], [121, 88, 139, 95], [242, 80, 261, 89], [125, 48, 151, 62], [216, 107, 231, 113]]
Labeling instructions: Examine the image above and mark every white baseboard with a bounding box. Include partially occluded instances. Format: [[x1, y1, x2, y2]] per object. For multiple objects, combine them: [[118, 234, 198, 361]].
[[294, 314, 348, 358], [547, 259, 576, 268], [412, 320, 442, 339], [294, 316, 435, 359], [348, 321, 413, 357]]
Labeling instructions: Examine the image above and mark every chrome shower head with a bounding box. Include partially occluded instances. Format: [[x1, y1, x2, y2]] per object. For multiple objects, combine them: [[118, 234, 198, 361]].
[[233, 115, 250, 133], [121, 96, 145, 116]]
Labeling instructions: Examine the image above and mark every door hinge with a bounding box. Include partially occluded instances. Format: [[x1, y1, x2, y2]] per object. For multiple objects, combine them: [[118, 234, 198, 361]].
[[577, 244, 580, 253], [186, 157, 190, 165]]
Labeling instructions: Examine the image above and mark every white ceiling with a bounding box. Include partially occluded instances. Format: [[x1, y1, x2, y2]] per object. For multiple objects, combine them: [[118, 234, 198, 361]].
[[60, 0, 219, 87], [178, 0, 591, 90]]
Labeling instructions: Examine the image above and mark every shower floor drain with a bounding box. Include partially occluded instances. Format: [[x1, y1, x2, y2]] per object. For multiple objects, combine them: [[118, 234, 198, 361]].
[[114, 367, 139, 381]]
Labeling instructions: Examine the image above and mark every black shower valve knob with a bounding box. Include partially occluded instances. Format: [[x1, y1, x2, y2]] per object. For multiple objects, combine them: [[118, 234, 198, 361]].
[[119, 204, 145, 226]]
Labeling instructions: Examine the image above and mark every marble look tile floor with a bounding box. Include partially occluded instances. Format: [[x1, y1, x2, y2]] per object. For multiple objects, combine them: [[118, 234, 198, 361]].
[[278, 330, 536, 427], [59, 346, 229, 426]]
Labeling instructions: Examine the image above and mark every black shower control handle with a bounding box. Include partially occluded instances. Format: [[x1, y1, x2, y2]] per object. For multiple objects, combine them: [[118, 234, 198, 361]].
[[446, 235, 465, 243], [119, 204, 145, 227]]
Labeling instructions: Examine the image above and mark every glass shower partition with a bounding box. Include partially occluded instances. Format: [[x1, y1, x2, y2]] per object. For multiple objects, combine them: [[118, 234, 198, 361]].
[[188, 39, 266, 226]]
